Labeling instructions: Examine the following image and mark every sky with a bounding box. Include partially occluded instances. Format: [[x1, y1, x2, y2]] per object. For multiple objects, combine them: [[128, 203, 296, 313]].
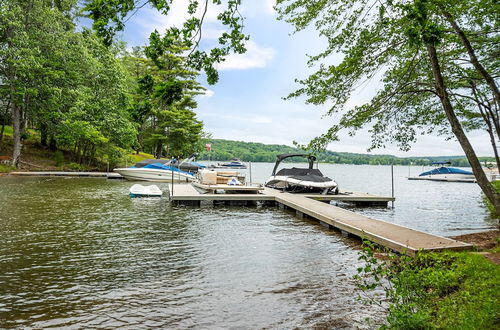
[[110, 0, 489, 157]]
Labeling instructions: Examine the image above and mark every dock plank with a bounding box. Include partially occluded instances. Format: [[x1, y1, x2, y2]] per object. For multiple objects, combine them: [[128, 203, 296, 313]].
[[170, 183, 273, 201], [264, 188, 470, 255], [170, 184, 471, 255]]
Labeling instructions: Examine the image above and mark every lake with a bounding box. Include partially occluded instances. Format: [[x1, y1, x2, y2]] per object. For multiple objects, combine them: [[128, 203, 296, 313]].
[[0, 163, 495, 328]]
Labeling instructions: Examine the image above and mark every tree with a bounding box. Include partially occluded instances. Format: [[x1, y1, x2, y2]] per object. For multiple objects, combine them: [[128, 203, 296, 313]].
[[276, 0, 500, 213], [123, 46, 205, 158], [84, 0, 249, 85], [0, 0, 138, 167], [0, 0, 78, 166]]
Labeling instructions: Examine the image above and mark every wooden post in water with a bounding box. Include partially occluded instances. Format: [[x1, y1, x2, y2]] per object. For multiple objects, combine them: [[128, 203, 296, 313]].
[[391, 164, 394, 208], [249, 161, 252, 185], [171, 162, 174, 200]]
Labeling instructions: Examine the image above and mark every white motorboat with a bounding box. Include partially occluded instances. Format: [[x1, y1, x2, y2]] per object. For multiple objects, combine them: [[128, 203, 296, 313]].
[[114, 161, 196, 182], [413, 161, 476, 182], [129, 184, 163, 197], [213, 158, 247, 169], [265, 153, 339, 194]]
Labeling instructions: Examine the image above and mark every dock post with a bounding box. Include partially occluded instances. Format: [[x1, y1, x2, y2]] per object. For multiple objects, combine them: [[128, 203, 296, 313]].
[[296, 210, 304, 219], [171, 166, 174, 200], [319, 220, 331, 229], [391, 164, 394, 208], [249, 161, 252, 185]]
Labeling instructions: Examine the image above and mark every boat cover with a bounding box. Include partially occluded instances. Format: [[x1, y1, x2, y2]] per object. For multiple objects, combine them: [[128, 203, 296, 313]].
[[135, 159, 203, 172], [143, 163, 194, 175], [275, 168, 333, 182], [135, 159, 170, 167], [419, 166, 473, 176]]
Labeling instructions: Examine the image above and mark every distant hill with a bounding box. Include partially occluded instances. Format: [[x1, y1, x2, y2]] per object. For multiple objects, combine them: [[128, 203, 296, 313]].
[[198, 139, 493, 166]]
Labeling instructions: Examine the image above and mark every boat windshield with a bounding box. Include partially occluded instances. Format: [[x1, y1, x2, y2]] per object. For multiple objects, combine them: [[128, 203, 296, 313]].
[[272, 154, 317, 176]]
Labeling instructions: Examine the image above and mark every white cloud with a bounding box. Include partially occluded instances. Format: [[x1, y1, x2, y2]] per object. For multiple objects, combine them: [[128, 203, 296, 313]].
[[201, 112, 273, 124], [216, 40, 276, 70], [199, 89, 215, 98], [130, 2, 221, 39], [264, 0, 276, 14]]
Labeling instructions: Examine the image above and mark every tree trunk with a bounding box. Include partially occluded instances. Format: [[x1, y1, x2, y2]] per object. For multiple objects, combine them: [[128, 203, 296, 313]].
[[487, 128, 500, 170], [472, 84, 500, 169], [40, 122, 48, 147], [442, 10, 500, 109], [155, 143, 162, 159], [0, 122, 5, 150], [427, 44, 500, 214], [49, 135, 57, 151], [11, 104, 22, 167], [0, 97, 11, 149]]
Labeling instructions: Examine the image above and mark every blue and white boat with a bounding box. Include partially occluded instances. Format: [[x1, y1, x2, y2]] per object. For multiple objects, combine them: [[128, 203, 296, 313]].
[[114, 161, 196, 182], [415, 162, 476, 182]]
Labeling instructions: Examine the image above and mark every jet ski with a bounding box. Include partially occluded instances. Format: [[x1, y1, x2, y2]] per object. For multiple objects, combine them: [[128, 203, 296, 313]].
[[264, 153, 339, 194]]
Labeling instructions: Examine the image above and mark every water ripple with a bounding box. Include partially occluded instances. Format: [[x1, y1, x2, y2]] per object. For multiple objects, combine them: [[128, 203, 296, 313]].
[[0, 177, 388, 328]]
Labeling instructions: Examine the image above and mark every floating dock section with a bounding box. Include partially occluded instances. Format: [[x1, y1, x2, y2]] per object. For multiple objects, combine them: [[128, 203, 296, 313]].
[[170, 184, 471, 256]]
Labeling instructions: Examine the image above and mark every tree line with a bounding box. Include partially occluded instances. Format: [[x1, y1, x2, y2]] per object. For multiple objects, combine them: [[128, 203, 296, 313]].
[[0, 0, 205, 168], [198, 139, 493, 166]]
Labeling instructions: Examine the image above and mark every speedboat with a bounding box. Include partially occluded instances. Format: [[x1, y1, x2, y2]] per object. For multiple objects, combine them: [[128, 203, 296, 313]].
[[114, 160, 196, 182], [264, 153, 339, 194], [134, 153, 205, 173], [129, 184, 163, 197], [215, 158, 247, 169], [417, 162, 476, 181]]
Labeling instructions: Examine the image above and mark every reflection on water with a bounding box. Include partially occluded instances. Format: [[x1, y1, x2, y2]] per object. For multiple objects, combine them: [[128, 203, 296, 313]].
[[0, 177, 385, 329]]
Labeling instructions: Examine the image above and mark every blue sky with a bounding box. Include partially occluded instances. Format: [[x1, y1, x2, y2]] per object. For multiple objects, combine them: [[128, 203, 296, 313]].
[[111, 0, 488, 157]]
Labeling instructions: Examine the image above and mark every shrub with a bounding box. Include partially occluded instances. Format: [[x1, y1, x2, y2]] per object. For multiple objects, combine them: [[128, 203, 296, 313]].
[[66, 162, 85, 171], [0, 164, 15, 173], [54, 151, 64, 167], [484, 181, 500, 216], [355, 241, 500, 329]]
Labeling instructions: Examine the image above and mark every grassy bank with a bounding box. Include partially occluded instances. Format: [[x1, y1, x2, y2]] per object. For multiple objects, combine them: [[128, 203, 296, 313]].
[[484, 181, 500, 216], [357, 242, 500, 329]]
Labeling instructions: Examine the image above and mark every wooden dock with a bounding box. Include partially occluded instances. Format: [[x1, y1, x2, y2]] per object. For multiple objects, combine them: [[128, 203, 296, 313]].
[[170, 184, 471, 255], [10, 171, 123, 179]]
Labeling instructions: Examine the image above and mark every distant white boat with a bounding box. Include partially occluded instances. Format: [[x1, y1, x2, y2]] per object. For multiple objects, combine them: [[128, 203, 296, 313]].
[[212, 158, 247, 169], [129, 184, 163, 197]]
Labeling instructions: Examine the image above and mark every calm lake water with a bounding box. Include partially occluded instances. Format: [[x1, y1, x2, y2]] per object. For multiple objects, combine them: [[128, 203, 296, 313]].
[[0, 163, 495, 328]]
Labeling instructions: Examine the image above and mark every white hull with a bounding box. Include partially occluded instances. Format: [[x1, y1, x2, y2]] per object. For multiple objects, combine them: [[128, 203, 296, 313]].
[[265, 175, 338, 193], [418, 173, 476, 180], [114, 168, 195, 182]]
